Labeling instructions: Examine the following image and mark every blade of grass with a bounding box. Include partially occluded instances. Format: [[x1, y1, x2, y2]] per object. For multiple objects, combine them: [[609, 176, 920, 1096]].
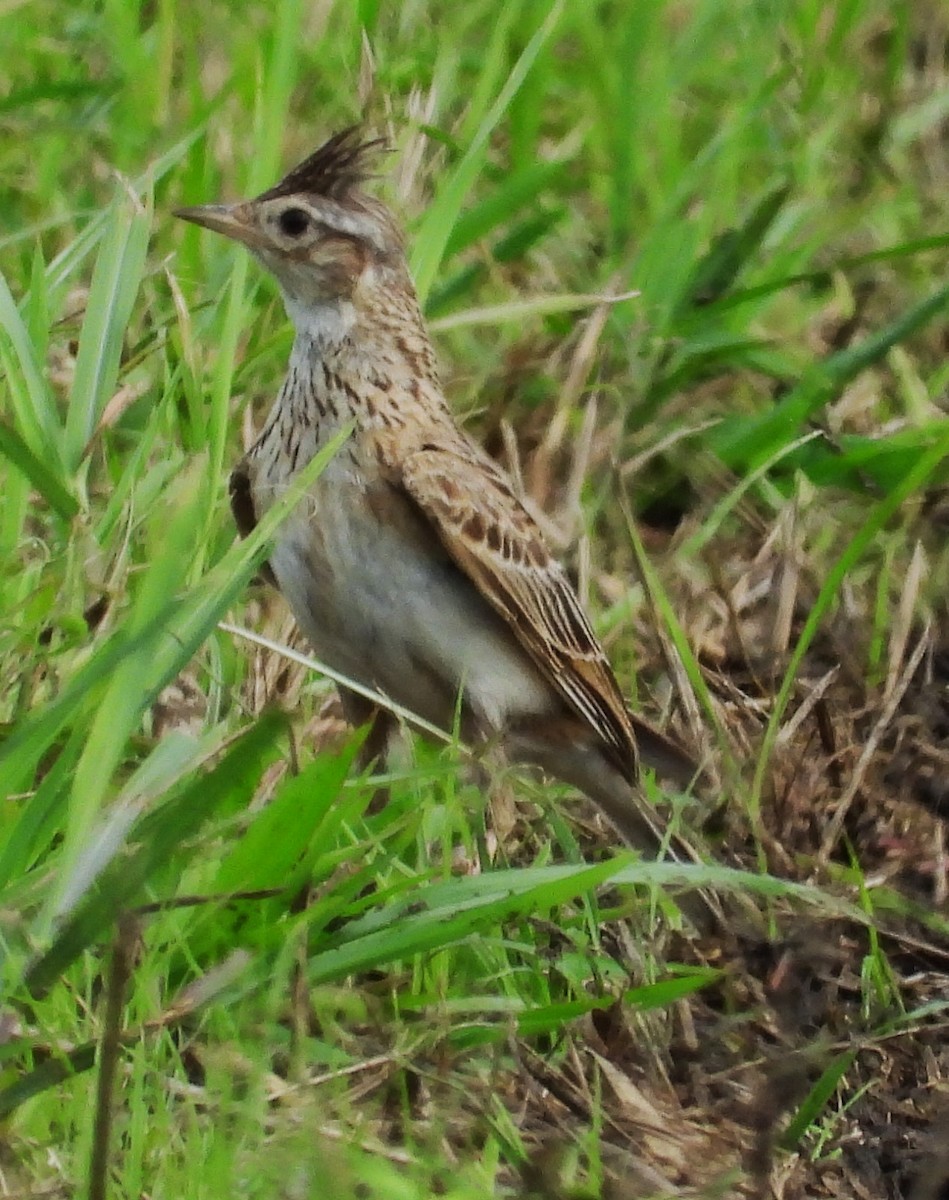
[[675, 178, 792, 313], [24, 713, 285, 997], [0, 269, 63, 466], [442, 160, 568, 259], [780, 1049, 858, 1151], [748, 419, 949, 827], [211, 743, 360, 895], [0, 727, 83, 894], [0, 424, 353, 842], [63, 190, 152, 474], [429, 289, 637, 332], [45, 131, 202, 293], [51, 730, 239, 924], [695, 232, 949, 320], [779, 425, 949, 493], [622, 497, 732, 767], [56, 424, 355, 901], [307, 858, 624, 984], [712, 280, 949, 469], [0, 419, 78, 520], [410, 0, 564, 302]]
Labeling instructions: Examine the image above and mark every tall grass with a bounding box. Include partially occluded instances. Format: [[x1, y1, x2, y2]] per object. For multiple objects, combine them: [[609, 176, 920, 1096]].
[[2, 1, 947, 1195]]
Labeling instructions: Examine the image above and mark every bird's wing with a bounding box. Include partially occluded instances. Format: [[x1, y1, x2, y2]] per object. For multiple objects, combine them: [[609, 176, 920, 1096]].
[[399, 441, 638, 779], [229, 458, 277, 586]]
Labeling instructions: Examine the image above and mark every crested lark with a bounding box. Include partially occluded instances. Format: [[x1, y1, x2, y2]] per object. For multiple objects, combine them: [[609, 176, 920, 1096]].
[[177, 129, 708, 894]]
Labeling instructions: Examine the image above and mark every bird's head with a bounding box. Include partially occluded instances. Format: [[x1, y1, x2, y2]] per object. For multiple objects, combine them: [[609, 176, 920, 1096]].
[[176, 128, 410, 333]]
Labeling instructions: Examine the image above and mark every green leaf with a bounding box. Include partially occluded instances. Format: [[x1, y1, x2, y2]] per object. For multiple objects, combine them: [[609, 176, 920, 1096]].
[[442, 160, 568, 258], [780, 1049, 858, 1150], [308, 859, 624, 984], [0, 1042, 97, 1120], [712, 280, 949, 469], [426, 208, 564, 316], [0, 419, 78, 520], [0, 269, 62, 466], [0, 728, 82, 895], [44, 131, 201, 293], [677, 178, 792, 312], [0, 613, 181, 799], [63, 190, 151, 472], [23, 712, 285, 998], [749, 418, 949, 817], [410, 0, 564, 302], [781, 426, 949, 492], [211, 742, 359, 895]]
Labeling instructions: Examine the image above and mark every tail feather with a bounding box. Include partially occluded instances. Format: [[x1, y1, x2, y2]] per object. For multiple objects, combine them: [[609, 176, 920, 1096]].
[[506, 723, 722, 933], [631, 713, 706, 789]]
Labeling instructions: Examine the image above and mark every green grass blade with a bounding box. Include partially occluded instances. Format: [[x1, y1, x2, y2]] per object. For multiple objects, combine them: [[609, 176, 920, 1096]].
[[0, 729, 82, 894], [749, 419, 949, 820], [712, 280, 949, 469], [0, 1043, 97, 1120], [55, 426, 354, 899], [308, 858, 623, 985], [24, 713, 285, 998], [780, 1049, 858, 1151], [0, 419, 78, 520], [624, 512, 731, 763], [442, 160, 568, 259], [0, 269, 63, 465], [698, 233, 949, 320], [0, 424, 352, 817], [0, 615, 182, 798], [410, 0, 564, 302], [44, 131, 201, 294], [780, 424, 949, 492], [211, 743, 360, 895], [63, 191, 151, 473], [676, 178, 792, 312]]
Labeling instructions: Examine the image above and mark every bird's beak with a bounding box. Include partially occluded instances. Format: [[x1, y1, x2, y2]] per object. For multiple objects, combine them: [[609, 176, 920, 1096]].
[[174, 202, 264, 250]]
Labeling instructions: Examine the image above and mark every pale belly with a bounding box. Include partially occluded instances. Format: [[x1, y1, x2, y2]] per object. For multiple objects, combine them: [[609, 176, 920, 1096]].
[[267, 478, 556, 737]]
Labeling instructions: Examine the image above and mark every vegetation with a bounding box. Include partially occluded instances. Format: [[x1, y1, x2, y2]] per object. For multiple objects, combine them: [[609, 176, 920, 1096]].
[[2, 1, 948, 1196]]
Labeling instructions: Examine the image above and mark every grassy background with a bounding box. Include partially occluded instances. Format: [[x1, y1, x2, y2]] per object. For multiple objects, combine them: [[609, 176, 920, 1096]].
[[3, 1, 949, 1196]]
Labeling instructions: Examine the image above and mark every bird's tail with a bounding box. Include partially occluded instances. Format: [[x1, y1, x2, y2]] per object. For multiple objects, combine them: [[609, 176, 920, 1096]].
[[507, 724, 722, 933]]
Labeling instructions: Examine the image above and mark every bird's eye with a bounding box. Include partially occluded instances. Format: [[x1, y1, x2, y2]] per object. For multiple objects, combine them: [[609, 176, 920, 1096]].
[[278, 207, 310, 237]]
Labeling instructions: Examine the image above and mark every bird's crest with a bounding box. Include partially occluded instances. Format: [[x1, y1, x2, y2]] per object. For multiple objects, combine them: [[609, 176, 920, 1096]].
[[256, 126, 388, 203]]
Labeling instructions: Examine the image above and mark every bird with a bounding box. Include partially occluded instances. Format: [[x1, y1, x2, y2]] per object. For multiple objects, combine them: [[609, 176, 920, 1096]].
[[176, 127, 710, 912]]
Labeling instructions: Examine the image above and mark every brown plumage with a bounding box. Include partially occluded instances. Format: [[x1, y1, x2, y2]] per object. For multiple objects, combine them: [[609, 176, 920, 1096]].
[[255, 126, 388, 203], [176, 130, 713, 925], [398, 443, 638, 779]]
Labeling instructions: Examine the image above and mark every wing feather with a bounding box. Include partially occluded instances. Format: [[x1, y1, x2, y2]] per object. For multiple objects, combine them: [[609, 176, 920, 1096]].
[[399, 442, 638, 779]]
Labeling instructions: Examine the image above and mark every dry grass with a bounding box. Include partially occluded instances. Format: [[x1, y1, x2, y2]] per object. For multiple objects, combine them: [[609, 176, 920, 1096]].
[[4, 3, 949, 1198]]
